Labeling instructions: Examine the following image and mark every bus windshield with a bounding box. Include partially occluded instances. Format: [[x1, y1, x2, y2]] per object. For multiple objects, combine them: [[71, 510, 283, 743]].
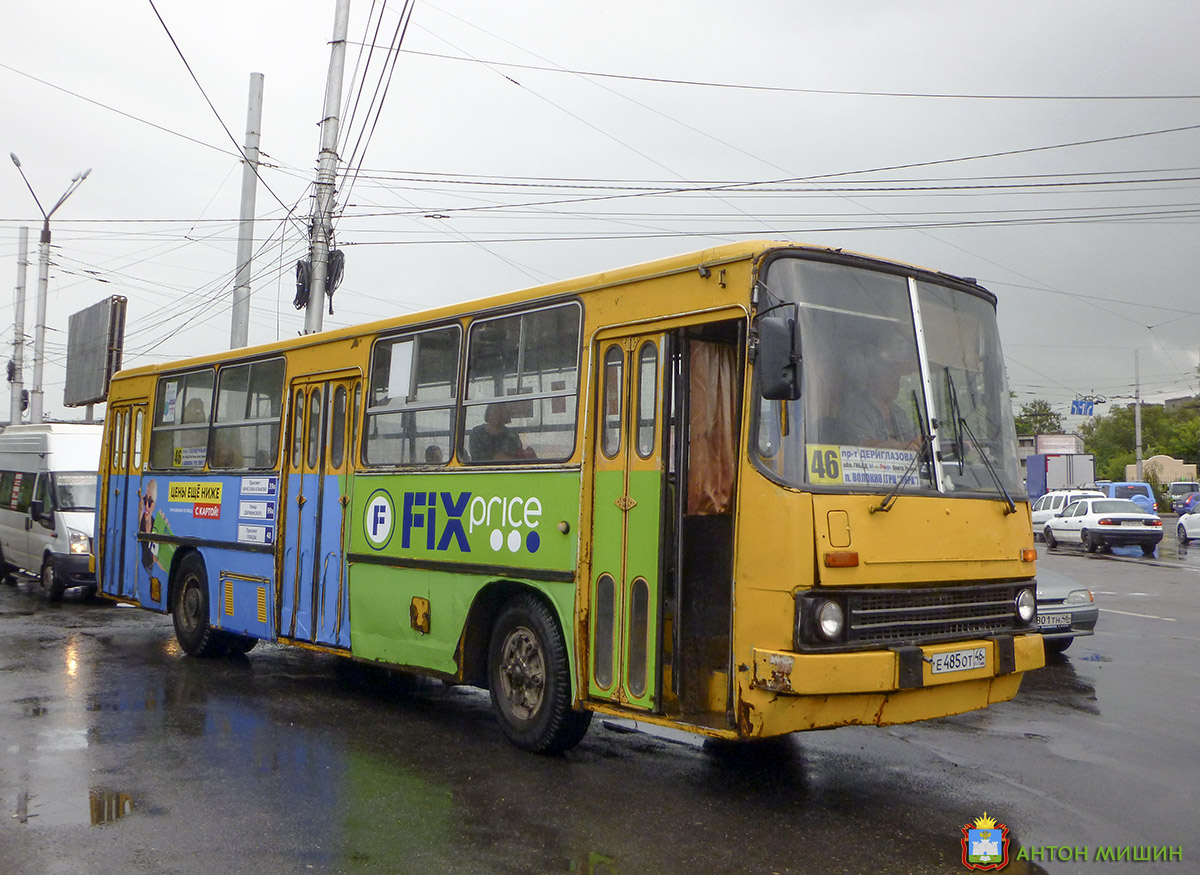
[[54, 472, 97, 512], [754, 256, 1021, 497]]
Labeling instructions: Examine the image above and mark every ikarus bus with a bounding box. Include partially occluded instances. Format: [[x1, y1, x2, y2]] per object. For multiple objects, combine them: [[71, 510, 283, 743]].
[[95, 241, 1044, 753]]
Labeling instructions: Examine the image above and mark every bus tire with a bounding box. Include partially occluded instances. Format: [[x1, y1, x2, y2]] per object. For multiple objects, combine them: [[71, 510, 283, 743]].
[[172, 554, 223, 658], [42, 556, 66, 603], [488, 592, 591, 754]]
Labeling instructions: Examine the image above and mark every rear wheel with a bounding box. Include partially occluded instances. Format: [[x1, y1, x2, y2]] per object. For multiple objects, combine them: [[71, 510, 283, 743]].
[[172, 554, 224, 658], [1141, 543, 1157, 557], [488, 592, 591, 753], [1081, 530, 1098, 553], [1043, 527, 1058, 549], [42, 555, 66, 603]]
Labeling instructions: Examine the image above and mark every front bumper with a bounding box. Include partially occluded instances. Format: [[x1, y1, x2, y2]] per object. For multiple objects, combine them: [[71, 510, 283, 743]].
[[752, 633, 1045, 695], [1036, 604, 1099, 640], [52, 552, 96, 588]]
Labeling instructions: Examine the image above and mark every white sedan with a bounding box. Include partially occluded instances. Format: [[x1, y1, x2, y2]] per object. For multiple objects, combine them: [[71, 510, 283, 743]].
[[1176, 507, 1200, 546], [1043, 498, 1163, 555]]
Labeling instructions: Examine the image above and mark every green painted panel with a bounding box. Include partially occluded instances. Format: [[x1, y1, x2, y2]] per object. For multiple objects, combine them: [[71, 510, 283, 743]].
[[348, 562, 581, 684], [351, 470, 581, 571]]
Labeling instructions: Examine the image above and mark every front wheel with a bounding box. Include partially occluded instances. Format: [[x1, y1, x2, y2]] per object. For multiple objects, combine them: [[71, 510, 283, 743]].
[[172, 554, 224, 657], [1178, 524, 1190, 546], [488, 593, 591, 753], [42, 556, 66, 602]]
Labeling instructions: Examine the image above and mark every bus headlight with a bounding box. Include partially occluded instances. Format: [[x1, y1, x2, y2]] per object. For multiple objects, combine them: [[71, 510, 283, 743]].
[[815, 600, 845, 641], [68, 529, 91, 555], [1015, 588, 1036, 624]]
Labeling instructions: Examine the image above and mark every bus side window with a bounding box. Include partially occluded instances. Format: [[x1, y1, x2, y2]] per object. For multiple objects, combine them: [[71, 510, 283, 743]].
[[212, 358, 284, 469], [461, 303, 582, 464], [147, 369, 214, 469], [364, 326, 460, 466]]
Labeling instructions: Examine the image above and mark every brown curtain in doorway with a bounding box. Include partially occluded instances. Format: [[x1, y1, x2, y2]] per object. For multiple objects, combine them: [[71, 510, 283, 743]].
[[687, 341, 736, 515]]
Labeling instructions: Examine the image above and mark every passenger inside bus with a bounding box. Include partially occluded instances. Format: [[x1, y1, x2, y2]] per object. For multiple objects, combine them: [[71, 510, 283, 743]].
[[469, 403, 535, 461]]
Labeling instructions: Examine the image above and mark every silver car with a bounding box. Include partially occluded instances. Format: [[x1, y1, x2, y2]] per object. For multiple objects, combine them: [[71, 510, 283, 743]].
[[1036, 567, 1099, 656]]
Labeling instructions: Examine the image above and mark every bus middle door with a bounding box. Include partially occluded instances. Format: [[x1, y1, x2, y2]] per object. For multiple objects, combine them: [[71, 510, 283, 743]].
[[280, 374, 359, 648], [589, 333, 666, 711]]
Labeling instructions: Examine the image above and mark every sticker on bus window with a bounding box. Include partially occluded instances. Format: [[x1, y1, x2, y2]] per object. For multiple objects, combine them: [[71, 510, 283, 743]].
[[809, 444, 919, 488], [173, 446, 206, 468]]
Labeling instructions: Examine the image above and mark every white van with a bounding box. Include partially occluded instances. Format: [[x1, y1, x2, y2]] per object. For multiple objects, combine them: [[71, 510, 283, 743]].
[[0, 423, 103, 600]]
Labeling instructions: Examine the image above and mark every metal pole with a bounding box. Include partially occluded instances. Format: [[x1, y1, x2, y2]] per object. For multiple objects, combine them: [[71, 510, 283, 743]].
[[230, 72, 265, 349], [304, 0, 351, 335], [1134, 349, 1143, 481], [31, 219, 51, 424], [11, 226, 28, 425]]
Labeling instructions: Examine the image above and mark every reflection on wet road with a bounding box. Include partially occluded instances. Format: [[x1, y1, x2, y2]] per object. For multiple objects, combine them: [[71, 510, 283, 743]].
[[2, 553, 1196, 874]]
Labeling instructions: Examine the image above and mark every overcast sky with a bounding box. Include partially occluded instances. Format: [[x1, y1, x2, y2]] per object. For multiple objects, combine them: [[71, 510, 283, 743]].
[[3, 0, 1200, 425]]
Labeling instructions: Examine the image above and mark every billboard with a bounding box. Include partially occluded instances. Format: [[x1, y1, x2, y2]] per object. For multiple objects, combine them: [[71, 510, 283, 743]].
[[64, 296, 127, 407]]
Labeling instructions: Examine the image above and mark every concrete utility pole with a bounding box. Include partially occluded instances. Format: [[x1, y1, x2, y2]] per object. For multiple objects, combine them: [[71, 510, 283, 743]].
[[10, 226, 28, 425], [230, 72, 265, 349], [304, 0, 351, 335], [1135, 349, 1143, 480], [9, 153, 90, 423]]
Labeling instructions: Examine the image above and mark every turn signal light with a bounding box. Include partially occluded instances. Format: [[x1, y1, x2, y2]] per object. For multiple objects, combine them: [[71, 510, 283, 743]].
[[1021, 548, 1037, 562], [824, 551, 859, 568]]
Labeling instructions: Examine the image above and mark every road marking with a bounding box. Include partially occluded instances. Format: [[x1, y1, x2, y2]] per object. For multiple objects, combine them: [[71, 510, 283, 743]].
[[1099, 608, 1177, 621]]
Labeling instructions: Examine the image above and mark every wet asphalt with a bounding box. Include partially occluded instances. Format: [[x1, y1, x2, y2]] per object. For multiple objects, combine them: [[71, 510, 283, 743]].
[[1, 543, 1196, 874]]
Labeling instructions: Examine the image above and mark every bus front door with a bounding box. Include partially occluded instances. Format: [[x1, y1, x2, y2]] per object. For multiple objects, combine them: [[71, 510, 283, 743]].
[[280, 375, 359, 648], [589, 334, 666, 711]]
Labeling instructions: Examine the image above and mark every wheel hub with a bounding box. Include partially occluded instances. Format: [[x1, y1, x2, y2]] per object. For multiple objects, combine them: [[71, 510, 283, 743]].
[[498, 626, 545, 720]]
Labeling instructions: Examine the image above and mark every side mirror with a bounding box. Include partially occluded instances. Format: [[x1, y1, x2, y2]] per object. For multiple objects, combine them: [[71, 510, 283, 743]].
[[30, 499, 52, 525], [757, 315, 801, 401]]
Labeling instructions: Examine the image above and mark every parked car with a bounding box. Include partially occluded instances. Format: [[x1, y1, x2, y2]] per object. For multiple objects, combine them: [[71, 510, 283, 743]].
[[1171, 490, 1200, 515], [1093, 481, 1157, 514], [1167, 480, 1200, 505], [1175, 506, 1200, 545], [1043, 497, 1163, 555], [1030, 490, 1105, 539], [1035, 567, 1098, 656]]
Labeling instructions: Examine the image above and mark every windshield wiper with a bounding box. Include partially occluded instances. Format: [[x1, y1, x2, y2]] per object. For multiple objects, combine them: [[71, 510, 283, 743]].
[[943, 368, 1016, 513], [871, 391, 931, 514], [956, 415, 1018, 514], [943, 368, 965, 474]]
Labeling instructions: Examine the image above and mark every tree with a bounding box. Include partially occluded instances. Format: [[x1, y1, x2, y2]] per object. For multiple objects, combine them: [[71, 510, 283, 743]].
[[1079, 400, 1199, 479], [1013, 399, 1064, 435]]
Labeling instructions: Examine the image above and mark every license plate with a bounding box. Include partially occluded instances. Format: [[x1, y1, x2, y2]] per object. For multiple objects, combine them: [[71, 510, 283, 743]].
[[1122, 520, 1143, 526], [930, 647, 987, 674], [1037, 613, 1072, 630]]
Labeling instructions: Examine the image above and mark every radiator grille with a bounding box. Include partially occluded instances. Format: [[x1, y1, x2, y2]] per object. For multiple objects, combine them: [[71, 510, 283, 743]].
[[797, 582, 1032, 651]]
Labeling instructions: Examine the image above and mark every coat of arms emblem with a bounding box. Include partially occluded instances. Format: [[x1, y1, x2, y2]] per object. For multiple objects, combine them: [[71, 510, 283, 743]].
[[961, 812, 1010, 870]]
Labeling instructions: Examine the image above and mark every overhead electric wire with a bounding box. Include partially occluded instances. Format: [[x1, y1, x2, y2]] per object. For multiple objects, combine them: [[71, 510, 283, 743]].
[[145, 0, 308, 238], [352, 45, 1200, 102]]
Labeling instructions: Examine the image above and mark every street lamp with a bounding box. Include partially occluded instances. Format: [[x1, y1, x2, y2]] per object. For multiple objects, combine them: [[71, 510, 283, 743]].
[[9, 153, 91, 423]]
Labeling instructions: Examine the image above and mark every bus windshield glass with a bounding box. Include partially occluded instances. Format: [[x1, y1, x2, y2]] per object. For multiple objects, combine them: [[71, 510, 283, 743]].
[[754, 256, 1020, 497]]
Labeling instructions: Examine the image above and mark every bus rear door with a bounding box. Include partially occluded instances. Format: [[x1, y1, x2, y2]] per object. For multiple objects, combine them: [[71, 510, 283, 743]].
[[101, 403, 147, 601]]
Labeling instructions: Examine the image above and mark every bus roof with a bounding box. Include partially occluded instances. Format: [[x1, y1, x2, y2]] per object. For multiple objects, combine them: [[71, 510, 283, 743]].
[[111, 240, 983, 380]]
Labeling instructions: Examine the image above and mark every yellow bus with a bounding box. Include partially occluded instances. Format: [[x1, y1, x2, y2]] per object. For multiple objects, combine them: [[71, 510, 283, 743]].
[[96, 241, 1043, 753]]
